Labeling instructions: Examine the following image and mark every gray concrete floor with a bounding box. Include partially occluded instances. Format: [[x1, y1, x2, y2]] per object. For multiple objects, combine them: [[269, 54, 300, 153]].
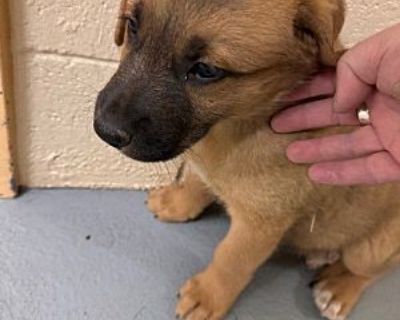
[[0, 189, 399, 320]]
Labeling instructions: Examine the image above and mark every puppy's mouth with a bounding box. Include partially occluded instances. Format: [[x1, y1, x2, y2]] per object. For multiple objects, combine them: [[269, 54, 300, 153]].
[[121, 140, 186, 163], [117, 125, 211, 163]]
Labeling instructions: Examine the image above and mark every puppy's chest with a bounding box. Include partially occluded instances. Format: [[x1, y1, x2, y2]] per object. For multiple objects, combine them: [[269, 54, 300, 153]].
[[186, 141, 227, 193]]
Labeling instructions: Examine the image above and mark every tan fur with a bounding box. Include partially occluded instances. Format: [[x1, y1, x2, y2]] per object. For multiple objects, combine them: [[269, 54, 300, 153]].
[[113, 1, 400, 319], [148, 166, 215, 222]]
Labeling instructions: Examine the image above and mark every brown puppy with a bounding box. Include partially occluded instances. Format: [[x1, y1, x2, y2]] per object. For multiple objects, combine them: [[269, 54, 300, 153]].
[[94, 1, 400, 319]]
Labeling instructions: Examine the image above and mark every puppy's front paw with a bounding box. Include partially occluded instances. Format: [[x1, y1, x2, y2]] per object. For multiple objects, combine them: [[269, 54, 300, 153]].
[[311, 262, 370, 320], [147, 184, 202, 223], [176, 270, 236, 320]]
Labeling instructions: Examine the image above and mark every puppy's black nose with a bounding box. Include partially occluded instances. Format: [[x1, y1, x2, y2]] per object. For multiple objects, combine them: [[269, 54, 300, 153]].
[[94, 121, 132, 149]]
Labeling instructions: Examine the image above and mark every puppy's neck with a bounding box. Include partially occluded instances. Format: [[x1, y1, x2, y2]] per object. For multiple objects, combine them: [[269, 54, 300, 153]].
[[189, 117, 274, 162]]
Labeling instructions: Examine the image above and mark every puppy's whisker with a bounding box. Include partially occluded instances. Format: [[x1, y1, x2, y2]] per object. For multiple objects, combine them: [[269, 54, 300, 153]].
[[171, 158, 182, 172]]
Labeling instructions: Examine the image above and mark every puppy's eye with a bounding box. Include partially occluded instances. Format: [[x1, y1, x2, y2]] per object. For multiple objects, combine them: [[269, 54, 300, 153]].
[[127, 17, 139, 35], [187, 63, 226, 84]]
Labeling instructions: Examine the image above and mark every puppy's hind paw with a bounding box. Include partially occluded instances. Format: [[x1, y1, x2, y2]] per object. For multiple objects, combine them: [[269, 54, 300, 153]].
[[311, 262, 371, 320]]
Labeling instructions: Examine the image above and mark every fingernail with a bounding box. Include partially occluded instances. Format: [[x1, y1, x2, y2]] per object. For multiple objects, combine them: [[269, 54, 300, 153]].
[[270, 117, 278, 131], [270, 117, 285, 133], [309, 166, 337, 183], [287, 143, 305, 163]]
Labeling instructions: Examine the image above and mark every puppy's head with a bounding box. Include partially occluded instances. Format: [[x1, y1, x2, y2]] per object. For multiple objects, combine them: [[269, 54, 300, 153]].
[[94, 0, 345, 162]]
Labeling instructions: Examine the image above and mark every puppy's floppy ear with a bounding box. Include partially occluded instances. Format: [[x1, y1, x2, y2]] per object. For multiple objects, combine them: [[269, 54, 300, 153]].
[[115, 0, 134, 46], [294, 0, 345, 66]]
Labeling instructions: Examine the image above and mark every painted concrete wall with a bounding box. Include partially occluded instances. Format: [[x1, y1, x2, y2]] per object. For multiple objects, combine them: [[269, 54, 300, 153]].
[[9, 0, 400, 189]]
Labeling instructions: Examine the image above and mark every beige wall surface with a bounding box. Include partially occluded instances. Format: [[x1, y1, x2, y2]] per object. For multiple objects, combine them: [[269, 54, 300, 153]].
[[9, 0, 400, 189]]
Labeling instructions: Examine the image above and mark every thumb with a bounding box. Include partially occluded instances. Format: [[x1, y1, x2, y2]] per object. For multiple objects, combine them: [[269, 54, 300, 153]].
[[334, 23, 400, 113]]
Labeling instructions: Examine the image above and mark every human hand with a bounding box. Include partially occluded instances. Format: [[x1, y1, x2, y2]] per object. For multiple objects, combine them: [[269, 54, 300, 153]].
[[271, 23, 400, 185]]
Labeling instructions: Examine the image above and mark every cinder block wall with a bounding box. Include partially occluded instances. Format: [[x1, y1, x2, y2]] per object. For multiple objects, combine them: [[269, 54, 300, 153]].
[[9, 0, 400, 189]]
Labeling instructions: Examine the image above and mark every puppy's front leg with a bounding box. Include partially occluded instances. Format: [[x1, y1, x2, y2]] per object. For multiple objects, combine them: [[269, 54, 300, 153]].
[[176, 209, 294, 319], [147, 164, 215, 222]]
